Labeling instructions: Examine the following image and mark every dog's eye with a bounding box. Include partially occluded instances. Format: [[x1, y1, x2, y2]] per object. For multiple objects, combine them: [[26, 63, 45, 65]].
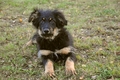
[[49, 18, 56, 23], [49, 18, 53, 22], [40, 18, 46, 23], [42, 18, 45, 21]]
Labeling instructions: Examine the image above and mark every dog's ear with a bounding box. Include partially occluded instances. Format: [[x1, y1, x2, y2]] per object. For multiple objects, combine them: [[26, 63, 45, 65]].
[[28, 8, 40, 28], [28, 8, 39, 22], [53, 10, 67, 28]]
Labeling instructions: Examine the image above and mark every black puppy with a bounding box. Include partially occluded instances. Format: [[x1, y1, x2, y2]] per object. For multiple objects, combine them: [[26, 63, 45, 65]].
[[28, 9, 76, 77]]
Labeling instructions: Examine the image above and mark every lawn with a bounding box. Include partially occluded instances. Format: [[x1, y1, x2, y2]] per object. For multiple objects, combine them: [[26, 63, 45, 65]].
[[0, 0, 120, 80]]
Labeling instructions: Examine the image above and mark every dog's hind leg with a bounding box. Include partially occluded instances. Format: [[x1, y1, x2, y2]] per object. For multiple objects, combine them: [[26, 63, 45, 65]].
[[23, 32, 38, 49]]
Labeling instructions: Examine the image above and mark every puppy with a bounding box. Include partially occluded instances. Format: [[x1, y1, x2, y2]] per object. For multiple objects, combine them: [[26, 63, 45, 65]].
[[28, 8, 76, 77]]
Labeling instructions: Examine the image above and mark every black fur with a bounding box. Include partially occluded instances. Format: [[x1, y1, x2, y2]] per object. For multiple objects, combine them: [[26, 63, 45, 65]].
[[28, 9, 76, 69], [37, 28, 76, 62]]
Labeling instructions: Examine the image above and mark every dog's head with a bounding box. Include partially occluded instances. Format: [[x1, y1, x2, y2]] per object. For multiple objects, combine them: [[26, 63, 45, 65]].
[[28, 9, 67, 40]]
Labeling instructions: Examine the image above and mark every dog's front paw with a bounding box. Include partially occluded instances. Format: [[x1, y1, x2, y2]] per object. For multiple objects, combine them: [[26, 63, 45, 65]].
[[65, 57, 77, 75], [65, 66, 76, 75], [45, 59, 55, 78], [45, 69, 55, 78]]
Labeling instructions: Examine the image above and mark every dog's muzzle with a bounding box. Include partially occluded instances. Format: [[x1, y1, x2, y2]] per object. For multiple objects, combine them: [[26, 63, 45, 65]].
[[38, 27, 59, 40], [43, 28, 50, 34]]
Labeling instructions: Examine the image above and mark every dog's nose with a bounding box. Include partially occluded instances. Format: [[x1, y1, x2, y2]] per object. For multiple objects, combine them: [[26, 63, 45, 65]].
[[43, 29, 50, 34]]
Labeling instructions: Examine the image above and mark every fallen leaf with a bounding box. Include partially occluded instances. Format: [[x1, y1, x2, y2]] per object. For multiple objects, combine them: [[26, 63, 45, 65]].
[[19, 18, 23, 23], [79, 75, 84, 80], [116, 52, 120, 55]]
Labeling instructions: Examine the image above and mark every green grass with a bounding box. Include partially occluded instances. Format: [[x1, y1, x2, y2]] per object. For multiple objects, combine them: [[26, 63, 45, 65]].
[[0, 0, 120, 80]]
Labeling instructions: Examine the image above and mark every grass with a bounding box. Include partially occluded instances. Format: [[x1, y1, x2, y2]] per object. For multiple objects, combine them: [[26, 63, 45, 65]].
[[0, 0, 120, 80]]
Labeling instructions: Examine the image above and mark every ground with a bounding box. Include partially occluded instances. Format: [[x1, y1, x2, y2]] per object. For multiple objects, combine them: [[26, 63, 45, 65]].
[[0, 0, 120, 80]]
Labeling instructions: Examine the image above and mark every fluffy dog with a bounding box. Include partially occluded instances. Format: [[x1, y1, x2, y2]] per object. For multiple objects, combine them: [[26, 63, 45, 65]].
[[27, 9, 76, 77]]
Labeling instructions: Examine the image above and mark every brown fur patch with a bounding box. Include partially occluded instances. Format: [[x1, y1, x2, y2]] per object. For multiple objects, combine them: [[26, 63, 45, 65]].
[[38, 29, 42, 37], [55, 46, 75, 54], [38, 50, 53, 58], [37, 27, 60, 40], [45, 59, 55, 77], [65, 57, 76, 75], [37, 46, 75, 57], [37, 46, 75, 58], [49, 27, 60, 40], [53, 28, 60, 37]]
